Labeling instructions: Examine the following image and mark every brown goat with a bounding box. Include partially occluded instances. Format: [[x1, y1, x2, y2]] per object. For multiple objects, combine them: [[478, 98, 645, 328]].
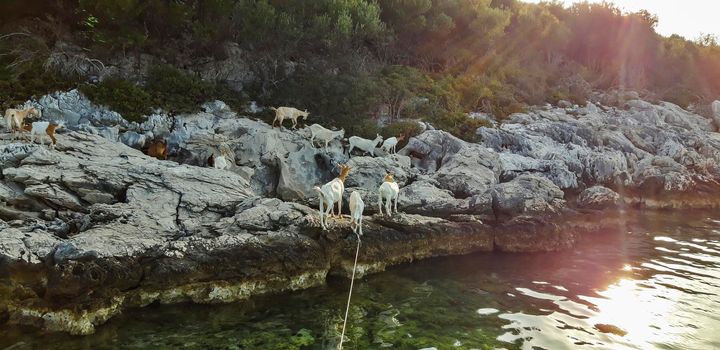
[[147, 139, 168, 160]]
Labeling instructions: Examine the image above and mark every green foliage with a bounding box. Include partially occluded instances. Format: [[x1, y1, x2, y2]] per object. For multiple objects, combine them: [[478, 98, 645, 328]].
[[79, 65, 247, 122], [145, 64, 247, 114], [259, 69, 382, 137], [428, 111, 492, 142], [381, 120, 424, 149], [230, 0, 384, 51], [78, 78, 152, 123], [145, 65, 209, 114], [0, 60, 79, 112], [5, 0, 720, 141], [377, 65, 432, 121], [381, 120, 423, 139]]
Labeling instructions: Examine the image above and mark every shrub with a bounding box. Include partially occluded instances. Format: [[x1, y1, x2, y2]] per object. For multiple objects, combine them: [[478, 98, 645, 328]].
[[145, 65, 247, 114], [381, 120, 424, 149], [80, 65, 248, 123], [0, 60, 80, 111], [381, 120, 423, 139], [428, 111, 492, 142], [79, 78, 152, 123], [145, 65, 216, 114]]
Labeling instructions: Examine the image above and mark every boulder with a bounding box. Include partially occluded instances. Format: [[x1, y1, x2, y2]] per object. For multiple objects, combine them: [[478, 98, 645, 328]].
[[345, 155, 414, 189], [398, 177, 469, 216], [432, 146, 501, 197], [34, 89, 127, 127], [491, 175, 565, 218], [577, 186, 621, 210], [398, 130, 468, 172]]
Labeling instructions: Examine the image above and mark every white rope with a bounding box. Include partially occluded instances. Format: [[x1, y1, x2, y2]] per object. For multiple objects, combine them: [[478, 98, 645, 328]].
[[338, 232, 361, 350]]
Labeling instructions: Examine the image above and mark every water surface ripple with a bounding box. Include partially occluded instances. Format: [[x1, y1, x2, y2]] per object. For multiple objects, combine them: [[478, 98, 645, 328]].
[[2, 210, 719, 349]]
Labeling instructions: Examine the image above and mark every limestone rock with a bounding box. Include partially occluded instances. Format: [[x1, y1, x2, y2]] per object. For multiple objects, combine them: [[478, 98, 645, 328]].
[[491, 175, 565, 218], [577, 186, 621, 210]]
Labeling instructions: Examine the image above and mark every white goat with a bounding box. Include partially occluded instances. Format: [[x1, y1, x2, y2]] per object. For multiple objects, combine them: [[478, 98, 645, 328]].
[[378, 173, 400, 216], [214, 145, 234, 170], [381, 135, 405, 154], [27, 121, 64, 148], [314, 164, 351, 230], [348, 134, 383, 157], [270, 106, 309, 129], [214, 155, 230, 170], [349, 191, 365, 236], [4, 107, 41, 140], [308, 124, 345, 150]]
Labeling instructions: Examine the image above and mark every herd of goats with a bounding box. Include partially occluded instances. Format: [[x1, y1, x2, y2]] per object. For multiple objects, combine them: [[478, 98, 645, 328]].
[[3, 106, 405, 235], [271, 106, 403, 236]]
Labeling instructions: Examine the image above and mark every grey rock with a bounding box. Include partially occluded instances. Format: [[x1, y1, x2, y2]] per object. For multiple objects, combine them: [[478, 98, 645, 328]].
[[119, 131, 152, 149], [34, 90, 127, 127], [397, 177, 469, 215], [577, 186, 621, 210], [491, 175, 565, 218], [433, 146, 501, 197], [558, 100, 572, 108]]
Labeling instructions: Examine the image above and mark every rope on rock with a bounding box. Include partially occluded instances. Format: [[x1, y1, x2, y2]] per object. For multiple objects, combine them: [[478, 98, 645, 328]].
[[338, 232, 361, 350]]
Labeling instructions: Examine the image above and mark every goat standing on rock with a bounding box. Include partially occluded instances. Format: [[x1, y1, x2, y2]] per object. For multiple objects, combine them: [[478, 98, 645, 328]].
[[270, 106, 309, 129], [314, 164, 351, 230], [24, 121, 64, 148], [348, 134, 383, 157], [4, 107, 41, 140], [349, 191, 364, 236], [378, 173, 400, 216], [308, 124, 345, 150], [381, 134, 405, 154]]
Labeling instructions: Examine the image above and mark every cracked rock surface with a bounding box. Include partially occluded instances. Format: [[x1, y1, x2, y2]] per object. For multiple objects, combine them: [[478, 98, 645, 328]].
[[3, 91, 720, 334]]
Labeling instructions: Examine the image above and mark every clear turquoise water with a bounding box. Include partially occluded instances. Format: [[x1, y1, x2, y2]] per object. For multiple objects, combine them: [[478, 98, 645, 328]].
[[2, 210, 719, 349]]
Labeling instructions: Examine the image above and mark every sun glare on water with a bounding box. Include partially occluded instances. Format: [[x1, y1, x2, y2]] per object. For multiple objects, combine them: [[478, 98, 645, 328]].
[[581, 278, 682, 348]]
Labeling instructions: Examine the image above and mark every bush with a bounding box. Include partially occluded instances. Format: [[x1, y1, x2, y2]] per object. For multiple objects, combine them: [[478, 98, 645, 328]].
[[145, 65, 247, 114], [381, 120, 423, 139], [80, 65, 248, 123], [0, 60, 80, 112], [381, 120, 424, 148], [428, 111, 492, 142], [79, 78, 152, 123]]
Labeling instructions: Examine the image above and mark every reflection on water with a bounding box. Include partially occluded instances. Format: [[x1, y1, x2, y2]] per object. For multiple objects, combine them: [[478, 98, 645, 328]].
[[2, 210, 719, 349]]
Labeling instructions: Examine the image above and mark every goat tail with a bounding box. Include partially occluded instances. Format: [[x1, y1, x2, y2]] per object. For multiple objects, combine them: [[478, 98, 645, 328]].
[[269, 107, 277, 111]]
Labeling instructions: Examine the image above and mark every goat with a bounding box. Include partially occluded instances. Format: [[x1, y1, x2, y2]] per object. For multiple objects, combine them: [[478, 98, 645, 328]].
[[214, 155, 230, 170], [381, 134, 406, 154], [308, 124, 345, 150], [270, 106, 309, 129], [348, 134, 383, 157], [348, 190, 364, 236], [378, 173, 400, 216], [26, 121, 64, 148], [313, 164, 351, 230], [209, 145, 232, 169], [147, 139, 168, 160], [4, 107, 41, 140]]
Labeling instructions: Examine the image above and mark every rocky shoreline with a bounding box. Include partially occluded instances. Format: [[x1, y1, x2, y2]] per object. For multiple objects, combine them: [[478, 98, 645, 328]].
[[2, 91, 720, 334]]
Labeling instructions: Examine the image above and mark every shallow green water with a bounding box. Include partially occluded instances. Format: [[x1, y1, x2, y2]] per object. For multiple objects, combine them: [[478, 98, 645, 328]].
[[2, 210, 720, 349]]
